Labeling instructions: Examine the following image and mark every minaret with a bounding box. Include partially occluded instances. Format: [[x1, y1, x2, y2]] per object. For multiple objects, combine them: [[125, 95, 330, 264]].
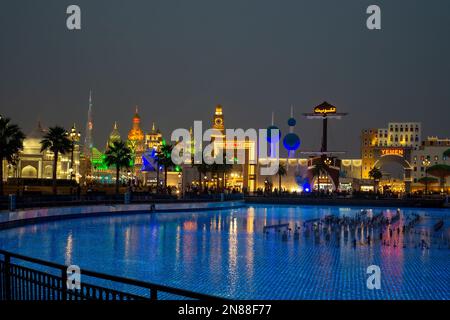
[[84, 91, 94, 158]]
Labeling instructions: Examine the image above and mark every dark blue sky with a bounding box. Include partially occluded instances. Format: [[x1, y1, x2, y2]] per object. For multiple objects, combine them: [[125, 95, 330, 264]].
[[1, 0, 449, 157]]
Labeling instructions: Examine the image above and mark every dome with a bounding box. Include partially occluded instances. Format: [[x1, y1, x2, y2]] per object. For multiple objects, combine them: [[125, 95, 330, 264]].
[[283, 133, 301, 151], [108, 122, 121, 146], [287, 117, 296, 127], [23, 122, 45, 150], [215, 105, 223, 115], [128, 107, 144, 141]]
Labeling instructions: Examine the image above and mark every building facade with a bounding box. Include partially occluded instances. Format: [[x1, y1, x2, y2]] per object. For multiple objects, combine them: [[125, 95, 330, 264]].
[[2, 122, 81, 182], [411, 136, 450, 192], [361, 122, 422, 193], [145, 123, 163, 151], [361, 128, 377, 179]]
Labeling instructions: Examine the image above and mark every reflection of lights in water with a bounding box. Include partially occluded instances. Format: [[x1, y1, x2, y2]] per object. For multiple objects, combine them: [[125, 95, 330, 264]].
[[246, 207, 255, 282], [247, 207, 255, 234], [183, 220, 196, 231], [228, 217, 238, 292], [210, 217, 223, 277], [175, 225, 181, 260], [1, 206, 447, 300], [65, 232, 73, 265], [124, 227, 131, 259]]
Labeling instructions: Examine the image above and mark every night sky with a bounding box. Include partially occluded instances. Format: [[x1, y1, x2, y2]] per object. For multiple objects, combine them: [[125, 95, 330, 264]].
[[1, 0, 449, 157]]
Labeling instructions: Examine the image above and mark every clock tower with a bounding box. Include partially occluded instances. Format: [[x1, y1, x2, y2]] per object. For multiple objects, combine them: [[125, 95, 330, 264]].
[[212, 104, 225, 133]]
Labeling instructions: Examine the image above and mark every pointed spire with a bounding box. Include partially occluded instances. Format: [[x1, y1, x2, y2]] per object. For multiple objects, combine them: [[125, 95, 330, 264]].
[[84, 90, 94, 157], [89, 90, 93, 110], [290, 105, 294, 118], [114, 121, 118, 130], [271, 112, 275, 125], [132, 106, 141, 124], [152, 122, 156, 131]]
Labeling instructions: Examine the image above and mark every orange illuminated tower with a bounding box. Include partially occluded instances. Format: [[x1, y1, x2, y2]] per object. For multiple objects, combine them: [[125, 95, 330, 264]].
[[127, 106, 145, 178]]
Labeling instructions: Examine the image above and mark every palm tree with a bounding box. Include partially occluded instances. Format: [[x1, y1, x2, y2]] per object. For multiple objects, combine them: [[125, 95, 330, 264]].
[[40, 126, 72, 195], [209, 154, 233, 192], [0, 116, 25, 195], [104, 140, 132, 195], [426, 164, 450, 194], [312, 161, 328, 191], [418, 176, 438, 194], [220, 164, 233, 191], [368, 167, 383, 193], [277, 163, 287, 194], [192, 151, 209, 192], [156, 144, 174, 190]]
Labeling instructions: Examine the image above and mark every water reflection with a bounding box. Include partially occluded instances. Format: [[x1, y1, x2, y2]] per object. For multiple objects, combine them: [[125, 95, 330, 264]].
[[0, 205, 448, 299], [65, 232, 73, 265]]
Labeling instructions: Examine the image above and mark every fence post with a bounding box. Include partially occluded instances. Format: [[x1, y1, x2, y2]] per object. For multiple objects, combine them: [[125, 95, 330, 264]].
[[4, 253, 11, 300], [124, 192, 131, 205], [61, 267, 67, 301], [150, 288, 157, 300]]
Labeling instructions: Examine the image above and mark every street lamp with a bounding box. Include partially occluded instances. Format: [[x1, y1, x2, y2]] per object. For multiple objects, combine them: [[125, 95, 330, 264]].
[[324, 158, 332, 166], [422, 158, 431, 195]]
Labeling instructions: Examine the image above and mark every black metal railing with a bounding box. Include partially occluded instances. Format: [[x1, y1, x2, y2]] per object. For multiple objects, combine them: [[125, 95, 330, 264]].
[[0, 193, 244, 211], [0, 250, 226, 301]]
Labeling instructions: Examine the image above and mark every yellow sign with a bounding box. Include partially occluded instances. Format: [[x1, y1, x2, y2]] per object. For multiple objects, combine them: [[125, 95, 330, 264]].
[[381, 148, 404, 156], [314, 106, 337, 114]]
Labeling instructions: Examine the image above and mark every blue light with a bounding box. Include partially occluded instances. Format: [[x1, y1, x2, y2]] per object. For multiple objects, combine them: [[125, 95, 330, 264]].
[[283, 133, 300, 151], [287, 117, 296, 127], [141, 148, 159, 172], [302, 182, 311, 193]]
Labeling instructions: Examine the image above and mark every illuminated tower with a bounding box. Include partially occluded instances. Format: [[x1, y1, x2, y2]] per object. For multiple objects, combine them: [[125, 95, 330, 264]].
[[211, 104, 226, 151], [127, 106, 145, 178], [145, 122, 163, 151], [212, 104, 225, 133], [83, 91, 94, 158], [127, 106, 145, 148]]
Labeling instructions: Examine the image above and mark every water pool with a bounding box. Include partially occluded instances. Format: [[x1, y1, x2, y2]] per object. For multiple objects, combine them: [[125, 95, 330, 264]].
[[0, 205, 449, 300]]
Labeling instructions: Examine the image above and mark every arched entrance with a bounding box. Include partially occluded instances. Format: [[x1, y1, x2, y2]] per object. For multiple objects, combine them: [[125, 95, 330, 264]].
[[43, 165, 53, 179], [373, 152, 413, 193], [21, 165, 38, 178]]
